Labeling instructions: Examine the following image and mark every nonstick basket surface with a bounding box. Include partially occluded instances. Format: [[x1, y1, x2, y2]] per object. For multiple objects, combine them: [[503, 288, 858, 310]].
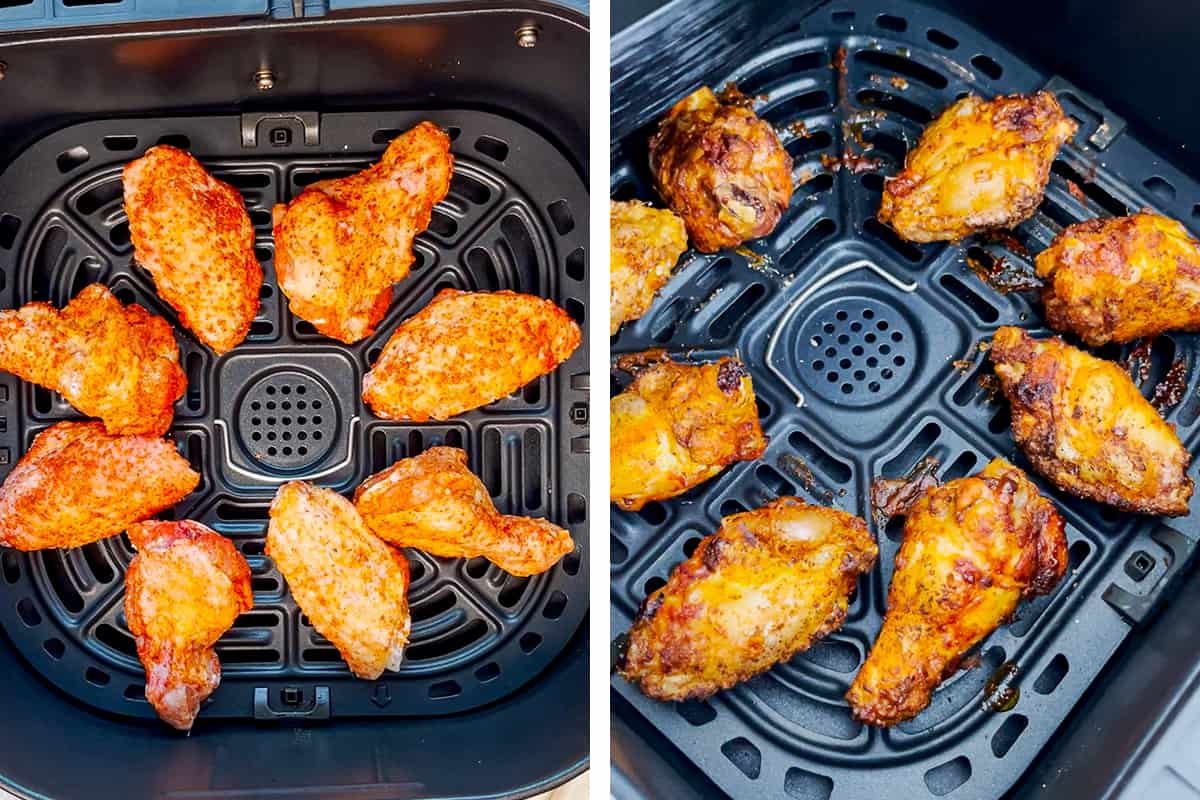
[[611, 1, 1200, 797], [0, 107, 590, 722]]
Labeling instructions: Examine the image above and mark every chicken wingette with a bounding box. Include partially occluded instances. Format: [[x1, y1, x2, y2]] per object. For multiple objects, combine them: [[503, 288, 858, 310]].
[[650, 86, 794, 253], [879, 92, 1076, 242], [990, 326, 1193, 515], [610, 200, 689, 335], [610, 355, 767, 511], [846, 458, 1066, 726], [617, 497, 878, 701], [1037, 212, 1200, 345]]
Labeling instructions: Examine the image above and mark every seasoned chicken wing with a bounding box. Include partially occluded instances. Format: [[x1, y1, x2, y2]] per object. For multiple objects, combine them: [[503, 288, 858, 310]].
[[990, 326, 1193, 515], [354, 446, 573, 577], [266, 481, 411, 679], [124, 520, 253, 730], [0, 421, 199, 551], [0, 284, 185, 435], [879, 92, 1076, 242], [617, 497, 877, 701], [362, 289, 581, 421], [847, 459, 1066, 726], [610, 200, 689, 335], [611, 355, 766, 511], [123, 145, 262, 354], [650, 86, 794, 253], [273, 122, 453, 343], [1037, 212, 1200, 345]]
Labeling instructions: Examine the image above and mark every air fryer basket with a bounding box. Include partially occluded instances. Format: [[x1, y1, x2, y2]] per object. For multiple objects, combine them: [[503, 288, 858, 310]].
[[610, 1, 1200, 798], [0, 4, 589, 799]]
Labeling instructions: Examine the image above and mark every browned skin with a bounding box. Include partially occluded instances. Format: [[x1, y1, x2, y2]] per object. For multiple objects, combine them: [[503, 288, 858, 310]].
[[847, 459, 1067, 726], [362, 289, 581, 421], [354, 447, 574, 577], [879, 92, 1077, 242], [273, 122, 453, 343], [0, 284, 185, 435], [611, 356, 767, 511], [617, 497, 878, 701], [650, 86, 794, 253], [1037, 212, 1200, 345], [125, 520, 253, 730], [0, 421, 199, 551], [990, 327, 1193, 515], [123, 145, 262, 354], [610, 200, 689, 335]]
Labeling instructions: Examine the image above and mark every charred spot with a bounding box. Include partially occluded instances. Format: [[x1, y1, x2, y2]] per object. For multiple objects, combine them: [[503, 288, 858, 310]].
[[702, 537, 725, 571], [636, 591, 665, 623], [716, 359, 750, 394], [612, 633, 631, 671]]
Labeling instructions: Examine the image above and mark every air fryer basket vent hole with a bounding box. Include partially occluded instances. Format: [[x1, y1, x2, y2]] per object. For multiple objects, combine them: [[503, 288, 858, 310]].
[[1143, 175, 1176, 203], [519, 632, 542, 653], [1, 552, 19, 583], [926, 28, 959, 49], [611, 535, 629, 566], [0, 213, 19, 249], [547, 200, 574, 235], [1034, 653, 1069, 694], [428, 680, 461, 699], [992, 713, 1029, 758], [832, 10, 855, 23], [721, 737, 762, 780], [475, 662, 500, 682], [543, 590, 567, 619], [856, 49, 948, 89], [85, 667, 111, 687], [677, 699, 717, 726], [924, 756, 971, 796], [863, 217, 925, 261], [784, 767, 834, 800], [43, 638, 64, 659], [16, 597, 40, 627], [971, 54, 1003, 79], [56, 146, 89, 174], [474, 135, 509, 162], [102, 135, 138, 151], [156, 134, 190, 149], [643, 576, 666, 596], [875, 13, 906, 31]]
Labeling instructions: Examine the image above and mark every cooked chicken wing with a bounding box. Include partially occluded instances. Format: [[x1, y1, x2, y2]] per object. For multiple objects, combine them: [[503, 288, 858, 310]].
[[879, 92, 1076, 242], [610, 200, 689, 335], [650, 86, 794, 253], [846, 458, 1066, 726], [617, 497, 877, 701], [362, 288, 581, 421], [1037, 212, 1200, 345], [124, 520, 253, 730], [0, 421, 199, 551], [272, 122, 453, 343], [354, 446, 573, 577], [611, 355, 766, 511], [266, 481, 410, 679], [990, 326, 1193, 515], [0, 284, 185, 435], [123, 145, 262, 354]]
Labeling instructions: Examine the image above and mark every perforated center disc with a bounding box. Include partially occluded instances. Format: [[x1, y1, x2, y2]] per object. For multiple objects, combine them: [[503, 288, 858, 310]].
[[236, 371, 338, 470]]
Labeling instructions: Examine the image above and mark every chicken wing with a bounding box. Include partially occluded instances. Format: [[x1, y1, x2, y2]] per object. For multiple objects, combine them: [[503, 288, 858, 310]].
[[611, 355, 766, 511], [610, 200, 689, 335], [650, 86, 794, 253], [362, 288, 581, 421], [0, 283, 185, 435], [354, 446, 573, 577], [879, 92, 1076, 242], [990, 326, 1193, 515], [617, 497, 877, 701], [266, 481, 410, 679], [847, 458, 1066, 726], [272, 122, 453, 343], [0, 421, 199, 551], [1037, 212, 1200, 345], [124, 520, 253, 730], [123, 145, 262, 354]]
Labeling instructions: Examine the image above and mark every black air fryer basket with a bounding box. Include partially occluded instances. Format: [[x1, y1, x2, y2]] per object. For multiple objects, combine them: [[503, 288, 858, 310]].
[[611, 1, 1200, 798], [0, 3, 589, 799]]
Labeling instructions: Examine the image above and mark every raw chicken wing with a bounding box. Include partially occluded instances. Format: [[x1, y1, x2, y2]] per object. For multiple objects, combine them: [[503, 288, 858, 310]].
[[610, 200, 688, 335]]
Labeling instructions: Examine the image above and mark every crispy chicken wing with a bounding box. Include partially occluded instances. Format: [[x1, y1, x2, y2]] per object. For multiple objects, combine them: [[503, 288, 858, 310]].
[[990, 326, 1193, 515], [123, 145, 262, 354], [650, 86, 794, 253], [266, 481, 411, 679], [124, 520, 253, 730], [272, 122, 453, 343], [0, 421, 199, 551], [611, 356, 766, 511], [354, 446, 573, 577], [610, 200, 689, 335], [362, 288, 581, 421], [617, 497, 877, 701], [847, 459, 1066, 726], [0, 284, 185, 435], [879, 92, 1076, 242], [1037, 212, 1200, 345]]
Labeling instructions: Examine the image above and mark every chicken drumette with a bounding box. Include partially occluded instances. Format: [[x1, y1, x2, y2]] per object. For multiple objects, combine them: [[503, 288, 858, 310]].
[[354, 446, 574, 577], [124, 520, 253, 730], [879, 92, 1076, 242], [610, 200, 689, 335], [990, 326, 1193, 515], [1037, 212, 1200, 345], [617, 497, 878, 701], [611, 355, 766, 511], [846, 458, 1066, 726]]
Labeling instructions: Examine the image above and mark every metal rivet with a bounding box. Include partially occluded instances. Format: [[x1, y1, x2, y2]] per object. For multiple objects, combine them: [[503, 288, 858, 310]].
[[254, 69, 276, 91], [515, 24, 539, 48]]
